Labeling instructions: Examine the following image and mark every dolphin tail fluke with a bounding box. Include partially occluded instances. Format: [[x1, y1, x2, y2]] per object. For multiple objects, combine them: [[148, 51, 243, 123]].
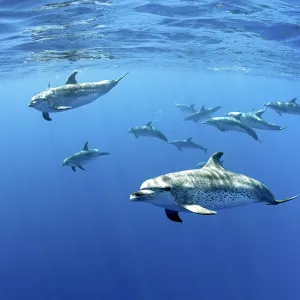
[[268, 194, 300, 205], [116, 72, 129, 83]]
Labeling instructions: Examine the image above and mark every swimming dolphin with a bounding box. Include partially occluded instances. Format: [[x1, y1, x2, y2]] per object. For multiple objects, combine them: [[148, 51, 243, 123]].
[[62, 141, 110, 172], [226, 109, 285, 131], [202, 116, 261, 141], [168, 137, 207, 153], [264, 98, 300, 116], [28, 71, 129, 121], [174, 103, 196, 113], [128, 121, 168, 142], [130, 152, 299, 222], [197, 160, 224, 168], [185, 105, 221, 122]]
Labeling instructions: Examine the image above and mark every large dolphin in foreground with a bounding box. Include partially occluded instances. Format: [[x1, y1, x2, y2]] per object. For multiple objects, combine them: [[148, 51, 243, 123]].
[[168, 137, 207, 153], [28, 71, 129, 121], [202, 116, 261, 141], [226, 109, 285, 131], [264, 97, 300, 116], [130, 152, 299, 223], [184, 105, 221, 122], [128, 121, 168, 142], [62, 142, 110, 172]]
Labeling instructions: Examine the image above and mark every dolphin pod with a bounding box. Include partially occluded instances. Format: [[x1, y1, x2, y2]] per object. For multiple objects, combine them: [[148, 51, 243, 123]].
[[28, 71, 298, 224]]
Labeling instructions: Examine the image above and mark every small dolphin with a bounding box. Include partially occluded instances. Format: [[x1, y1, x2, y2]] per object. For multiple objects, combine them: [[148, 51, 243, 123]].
[[168, 137, 207, 153], [128, 121, 168, 142], [226, 109, 285, 131], [197, 160, 224, 168], [203, 116, 261, 141], [130, 152, 299, 223], [264, 98, 300, 116], [28, 71, 129, 121], [62, 142, 110, 172], [174, 103, 196, 113], [185, 105, 221, 122]]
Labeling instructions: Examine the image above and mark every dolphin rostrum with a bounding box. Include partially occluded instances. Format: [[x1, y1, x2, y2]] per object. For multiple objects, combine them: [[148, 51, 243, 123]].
[[130, 152, 299, 222], [28, 71, 129, 121], [226, 109, 285, 131], [264, 98, 300, 116], [168, 137, 207, 153], [128, 121, 168, 142], [62, 141, 110, 172], [184, 105, 221, 122], [174, 103, 196, 113], [202, 116, 261, 141]]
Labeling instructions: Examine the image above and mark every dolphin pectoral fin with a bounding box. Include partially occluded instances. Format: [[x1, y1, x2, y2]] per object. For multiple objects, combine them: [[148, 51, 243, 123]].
[[177, 147, 182, 151], [42, 112, 52, 121], [52, 106, 72, 111], [181, 204, 217, 215], [276, 111, 282, 116], [65, 71, 78, 84], [76, 165, 85, 171], [71, 166, 76, 172], [165, 209, 182, 223], [134, 133, 139, 138]]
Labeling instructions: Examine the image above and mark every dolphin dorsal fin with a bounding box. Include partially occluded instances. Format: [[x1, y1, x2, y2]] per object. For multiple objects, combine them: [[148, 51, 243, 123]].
[[255, 108, 266, 118], [146, 121, 153, 127], [65, 72, 78, 85], [190, 104, 195, 108], [187, 137, 192, 142], [204, 152, 224, 169], [200, 105, 205, 111], [289, 98, 297, 103], [83, 141, 89, 151]]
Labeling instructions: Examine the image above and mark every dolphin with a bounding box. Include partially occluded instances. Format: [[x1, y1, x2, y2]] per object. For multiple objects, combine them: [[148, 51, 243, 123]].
[[128, 121, 168, 142], [202, 116, 261, 141], [174, 103, 196, 113], [264, 98, 300, 116], [28, 71, 129, 121], [226, 109, 285, 131], [197, 160, 224, 168], [184, 105, 221, 123], [168, 137, 207, 153], [62, 141, 110, 172], [130, 152, 299, 223]]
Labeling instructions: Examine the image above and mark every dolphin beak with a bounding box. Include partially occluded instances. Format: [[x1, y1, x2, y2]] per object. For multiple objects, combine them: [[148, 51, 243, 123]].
[[28, 102, 33, 107], [130, 189, 155, 201]]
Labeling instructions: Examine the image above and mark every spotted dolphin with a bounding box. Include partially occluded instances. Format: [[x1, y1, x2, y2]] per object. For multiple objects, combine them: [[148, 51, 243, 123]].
[[128, 121, 168, 142], [130, 152, 299, 222], [28, 71, 129, 121], [62, 142, 110, 172], [168, 137, 207, 153], [264, 98, 300, 116], [202, 116, 261, 141], [184, 105, 221, 123], [174, 103, 196, 113], [226, 109, 285, 131]]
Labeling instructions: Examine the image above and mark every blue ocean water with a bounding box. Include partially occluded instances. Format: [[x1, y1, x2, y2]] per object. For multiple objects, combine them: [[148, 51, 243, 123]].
[[1, 1, 300, 299]]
